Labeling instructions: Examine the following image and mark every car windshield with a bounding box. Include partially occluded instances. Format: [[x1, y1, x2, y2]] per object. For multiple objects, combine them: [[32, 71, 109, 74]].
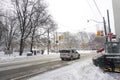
[[71, 50, 78, 53]]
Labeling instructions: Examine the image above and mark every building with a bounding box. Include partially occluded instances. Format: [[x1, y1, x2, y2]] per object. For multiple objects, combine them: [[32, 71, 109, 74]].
[[112, 0, 120, 37]]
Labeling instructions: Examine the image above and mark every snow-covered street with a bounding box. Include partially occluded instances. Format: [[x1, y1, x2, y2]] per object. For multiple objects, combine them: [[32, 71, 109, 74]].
[[0, 0, 120, 79], [29, 58, 120, 80], [0, 51, 120, 80]]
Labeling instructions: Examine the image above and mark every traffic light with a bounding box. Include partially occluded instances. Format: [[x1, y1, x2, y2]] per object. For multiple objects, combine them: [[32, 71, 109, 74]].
[[97, 31, 101, 36], [59, 35, 64, 40], [97, 30, 104, 36], [100, 31, 104, 36]]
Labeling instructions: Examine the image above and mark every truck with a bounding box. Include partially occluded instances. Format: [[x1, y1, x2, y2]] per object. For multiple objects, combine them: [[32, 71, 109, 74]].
[[93, 34, 120, 72]]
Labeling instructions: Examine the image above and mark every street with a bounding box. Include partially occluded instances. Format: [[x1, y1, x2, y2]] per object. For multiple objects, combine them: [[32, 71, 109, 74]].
[[0, 53, 96, 80]]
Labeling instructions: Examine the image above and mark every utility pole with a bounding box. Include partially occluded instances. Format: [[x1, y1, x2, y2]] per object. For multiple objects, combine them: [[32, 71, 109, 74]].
[[103, 17, 107, 53], [107, 10, 111, 34], [107, 10, 112, 42], [103, 17, 108, 43]]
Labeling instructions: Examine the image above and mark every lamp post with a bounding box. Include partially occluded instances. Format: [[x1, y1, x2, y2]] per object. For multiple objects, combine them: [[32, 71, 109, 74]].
[[87, 17, 108, 52], [87, 19, 103, 23], [87, 17, 108, 42]]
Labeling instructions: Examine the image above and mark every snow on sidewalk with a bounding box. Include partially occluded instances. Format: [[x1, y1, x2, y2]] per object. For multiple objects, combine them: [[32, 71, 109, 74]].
[[0, 50, 94, 63], [0, 51, 59, 64], [29, 59, 117, 80]]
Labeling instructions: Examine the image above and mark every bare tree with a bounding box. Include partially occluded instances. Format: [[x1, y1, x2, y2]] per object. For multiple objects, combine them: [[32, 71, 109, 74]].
[[12, 0, 49, 55], [59, 31, 96, 50], [0, 12, 6, 47], [0, 10, 19, 54], [0, 21, 8, 47], [39, 16, 57, 54], [76, 31, 97, 50], [4, 16, 18, 55], [14, 0, 33, 55], [29, 1, 48, 53], [0, 0, 57, 54], [59, 32, 79, 50]]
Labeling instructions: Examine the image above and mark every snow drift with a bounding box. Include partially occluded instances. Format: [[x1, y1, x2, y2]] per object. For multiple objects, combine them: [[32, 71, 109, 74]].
[[29, 59, 117, 80]]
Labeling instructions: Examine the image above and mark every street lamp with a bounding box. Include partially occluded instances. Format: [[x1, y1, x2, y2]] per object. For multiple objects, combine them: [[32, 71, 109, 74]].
[[87, 19, 103, 23], [87, 17, 108, 42], [87, 17, 108, 52]]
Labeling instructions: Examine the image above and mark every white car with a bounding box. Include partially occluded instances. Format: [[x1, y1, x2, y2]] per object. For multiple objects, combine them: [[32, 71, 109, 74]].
[[59, 49, 80, 61]]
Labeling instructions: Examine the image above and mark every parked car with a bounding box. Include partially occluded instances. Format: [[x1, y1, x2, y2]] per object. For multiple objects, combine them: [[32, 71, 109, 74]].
[[27, 52, 33, 56], [59, 49, 80, 61]]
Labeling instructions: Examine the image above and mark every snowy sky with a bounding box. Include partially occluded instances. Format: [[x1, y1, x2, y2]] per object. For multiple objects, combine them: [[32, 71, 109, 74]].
[[0, 0, 115, 33], [45, 0, 115, 33]]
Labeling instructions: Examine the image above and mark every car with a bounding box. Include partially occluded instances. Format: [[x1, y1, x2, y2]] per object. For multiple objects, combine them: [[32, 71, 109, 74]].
[[59, 49, 80, 61], [27, 52, 33, 56]]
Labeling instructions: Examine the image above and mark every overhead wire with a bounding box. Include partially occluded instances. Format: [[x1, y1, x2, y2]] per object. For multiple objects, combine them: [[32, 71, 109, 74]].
[[93, 0, 103, 18], [85, 0, 98, 19]]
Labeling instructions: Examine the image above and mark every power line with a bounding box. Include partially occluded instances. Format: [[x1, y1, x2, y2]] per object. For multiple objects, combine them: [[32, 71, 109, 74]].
[[93, 0, 103, 18], [86, 0, 98, 19]]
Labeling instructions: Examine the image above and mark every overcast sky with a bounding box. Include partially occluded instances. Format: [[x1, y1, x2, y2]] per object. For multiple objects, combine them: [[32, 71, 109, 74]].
[[45, 0, 114, 33], [0, 0, 114, 33]]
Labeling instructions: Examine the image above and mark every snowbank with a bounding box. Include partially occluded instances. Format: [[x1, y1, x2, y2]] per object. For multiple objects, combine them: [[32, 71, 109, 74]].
[[77, 50, 96, 54], [0, 51, 59, 63], [29, 59, 116, 80], [0, 52, 27, 63], [0, 50, 92, 63]]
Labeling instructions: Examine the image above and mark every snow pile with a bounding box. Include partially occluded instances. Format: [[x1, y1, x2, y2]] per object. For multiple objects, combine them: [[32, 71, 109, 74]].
[[0, 52, 26, 63], [43, 50, 60, 55], [0, 51, 59, 63], [29, 59, 116, 80], [0, 51, 14, 62], [0, 56, 14, 62], [77, 50, 96, 54]]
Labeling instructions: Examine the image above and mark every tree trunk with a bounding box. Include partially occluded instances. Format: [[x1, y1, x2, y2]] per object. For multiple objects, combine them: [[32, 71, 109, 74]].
[[19, 38, 24, 56], [30, 38, 33, 53], [47, 28, 50, 54], [6, 39, 12, 54], [30, 28, 35, 53]]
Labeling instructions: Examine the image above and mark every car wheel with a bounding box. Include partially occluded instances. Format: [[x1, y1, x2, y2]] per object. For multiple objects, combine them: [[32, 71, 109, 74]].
[[77, 55, 80, 59], [70, 56, 73, 60], [61, 58, 64, 61]]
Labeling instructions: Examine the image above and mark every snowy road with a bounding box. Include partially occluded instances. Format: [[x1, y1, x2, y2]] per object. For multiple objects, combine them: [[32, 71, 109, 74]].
[[29, 53, 120, 80], [0, 54, 94, 80], [0, 52, 96, 80], [29, 61, 120, 80], [0, 51, 119, 80]]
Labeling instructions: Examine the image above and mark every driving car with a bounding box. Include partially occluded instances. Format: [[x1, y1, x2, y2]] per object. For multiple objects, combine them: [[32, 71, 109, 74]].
[[59, 49, 80, 61]]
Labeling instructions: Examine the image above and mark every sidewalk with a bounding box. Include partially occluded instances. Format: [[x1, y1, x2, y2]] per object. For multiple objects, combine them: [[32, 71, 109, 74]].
[[0, 51, 60, 65]]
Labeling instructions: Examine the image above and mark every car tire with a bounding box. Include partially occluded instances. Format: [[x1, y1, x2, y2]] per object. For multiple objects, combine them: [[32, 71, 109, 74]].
[[70, 56, 73, 60], [61, 58, 64, 61], [77, 55, 80, 59]]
